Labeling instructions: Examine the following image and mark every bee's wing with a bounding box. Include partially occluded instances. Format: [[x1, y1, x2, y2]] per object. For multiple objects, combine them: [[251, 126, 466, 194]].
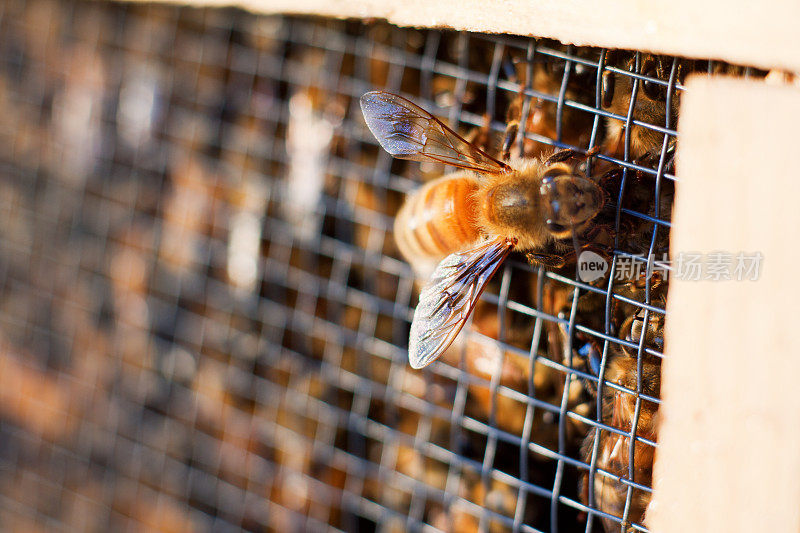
[[360, 91, 511, 175], [408, 237, 514, 369]]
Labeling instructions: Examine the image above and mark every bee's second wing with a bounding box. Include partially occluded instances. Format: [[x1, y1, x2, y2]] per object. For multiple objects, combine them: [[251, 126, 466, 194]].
[[408, 237, 514, 369]]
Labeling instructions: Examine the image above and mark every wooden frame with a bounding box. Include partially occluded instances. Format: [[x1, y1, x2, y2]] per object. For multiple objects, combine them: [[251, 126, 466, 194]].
[[155, 0, 800, 71]]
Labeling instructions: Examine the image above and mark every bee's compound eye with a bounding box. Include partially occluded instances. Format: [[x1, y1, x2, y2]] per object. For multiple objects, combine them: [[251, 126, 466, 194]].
[[641, 59, 667, 101], [601, 69, 615, 108]]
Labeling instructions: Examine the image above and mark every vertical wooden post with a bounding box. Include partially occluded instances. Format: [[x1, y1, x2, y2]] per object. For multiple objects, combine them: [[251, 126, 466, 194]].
[[649, 76, 800, 533]]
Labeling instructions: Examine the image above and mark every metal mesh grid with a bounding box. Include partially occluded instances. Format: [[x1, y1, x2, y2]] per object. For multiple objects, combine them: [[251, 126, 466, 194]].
[[0, 2, 764, 532]]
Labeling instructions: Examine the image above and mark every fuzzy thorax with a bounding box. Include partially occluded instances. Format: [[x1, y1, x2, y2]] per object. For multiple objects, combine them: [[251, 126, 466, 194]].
[[474, 157, 566, 252]]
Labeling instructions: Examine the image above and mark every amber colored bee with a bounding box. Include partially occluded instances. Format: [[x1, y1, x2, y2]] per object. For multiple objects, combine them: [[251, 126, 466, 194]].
[[361, 91, 608, 368], [579, 304, 664, 532], [600, 53, 698, 160], [580, 358, 660, 532]]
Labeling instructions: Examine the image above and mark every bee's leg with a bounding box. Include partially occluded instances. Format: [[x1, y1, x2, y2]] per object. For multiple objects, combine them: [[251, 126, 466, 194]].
[[526, 238, 603, 270], [584, 145, 601, 159], [633, 149, 657, 168], [525, 250, 567, 269], [545, 145, 601, 166], [528, 243, 615, 278]]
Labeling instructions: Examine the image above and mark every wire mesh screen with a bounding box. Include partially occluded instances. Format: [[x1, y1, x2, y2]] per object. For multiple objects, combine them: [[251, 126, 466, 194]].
[[0, 2, 765, 532]]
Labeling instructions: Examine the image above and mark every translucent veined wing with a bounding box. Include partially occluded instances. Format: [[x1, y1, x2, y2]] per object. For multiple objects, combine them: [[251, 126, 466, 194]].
[[408, 237, 515, 369], [360, 91, 511, 175]]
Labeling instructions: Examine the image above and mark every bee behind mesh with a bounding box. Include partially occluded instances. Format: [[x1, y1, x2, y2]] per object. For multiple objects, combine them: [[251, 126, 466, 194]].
[[580, 304, 665, 532], [361, 91, 610, 369], [503, 51, 595, 160], [600, 53, 699, 161]]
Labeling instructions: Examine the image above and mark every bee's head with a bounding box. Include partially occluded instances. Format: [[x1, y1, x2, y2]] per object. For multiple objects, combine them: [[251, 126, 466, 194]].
[[538, 166, 604, 238]]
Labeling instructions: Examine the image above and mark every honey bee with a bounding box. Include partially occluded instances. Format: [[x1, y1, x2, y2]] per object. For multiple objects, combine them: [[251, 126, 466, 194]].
[[580, 304, 664, 532], [580, 358, 660, 532], [361, 91, 607, 369], [601, 53, 697, 160]]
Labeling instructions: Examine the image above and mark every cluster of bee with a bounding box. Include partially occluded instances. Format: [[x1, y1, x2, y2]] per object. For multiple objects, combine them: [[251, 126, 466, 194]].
[[361, 47, 702, 531]]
